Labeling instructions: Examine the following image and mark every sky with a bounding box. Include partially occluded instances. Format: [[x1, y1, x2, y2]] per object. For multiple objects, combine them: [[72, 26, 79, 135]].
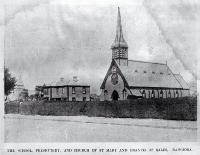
[[4, 0, 200, 94]]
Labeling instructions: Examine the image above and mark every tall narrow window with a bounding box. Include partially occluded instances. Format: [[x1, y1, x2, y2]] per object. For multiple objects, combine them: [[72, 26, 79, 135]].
[[122, 89, 127, 100], [104, 90, 108, 101], [148, 91, 151, 98], [160, 90, 163, 98], [72, 87, 75, 94], [168, 91, 171, 98], [151, 90, 155, 98], [142, 90, 146, 98], [176, 91, 179, 98], [62, 88, 64, 94]]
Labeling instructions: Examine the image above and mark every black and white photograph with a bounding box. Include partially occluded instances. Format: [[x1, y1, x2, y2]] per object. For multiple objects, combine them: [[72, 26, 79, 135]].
[[1, 0, 199, 154]]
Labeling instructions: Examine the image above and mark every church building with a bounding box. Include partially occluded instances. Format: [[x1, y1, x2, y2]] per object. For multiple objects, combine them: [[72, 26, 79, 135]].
[[100, 7, 190, 101]]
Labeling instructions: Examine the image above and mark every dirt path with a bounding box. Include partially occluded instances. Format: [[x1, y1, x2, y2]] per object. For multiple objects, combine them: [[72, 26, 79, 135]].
[[4, 114, 197, 142]]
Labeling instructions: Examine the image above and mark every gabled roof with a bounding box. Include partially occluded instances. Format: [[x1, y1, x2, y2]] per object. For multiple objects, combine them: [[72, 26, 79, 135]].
[[174, 74, 189, 89], [100, 59, 129, 89], [116, 60, 185, 89], [45, 78, 90, 87]]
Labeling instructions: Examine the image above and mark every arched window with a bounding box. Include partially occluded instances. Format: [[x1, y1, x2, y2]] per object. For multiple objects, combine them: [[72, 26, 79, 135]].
[[122, 89, 127, 100], [104, 90, 108, 95], [160, 90, 163, 98], [168, 91, 171, 98], [176, 90, 179, 98], [142, 90, 146, 98], [104, 90, 108, 101], [151, 90, 155, 98]]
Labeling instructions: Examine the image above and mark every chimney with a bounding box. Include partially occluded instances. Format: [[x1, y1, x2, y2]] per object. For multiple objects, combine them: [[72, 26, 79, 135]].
[[73, 76, 78, 82], [60, 77, 64, 82]]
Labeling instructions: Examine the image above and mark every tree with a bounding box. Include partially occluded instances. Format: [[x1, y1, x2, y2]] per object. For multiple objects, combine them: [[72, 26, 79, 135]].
[[4, 67, 16, 96]]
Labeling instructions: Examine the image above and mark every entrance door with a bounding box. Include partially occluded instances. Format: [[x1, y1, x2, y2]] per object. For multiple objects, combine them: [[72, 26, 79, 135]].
[[111, 90, 119, 101]]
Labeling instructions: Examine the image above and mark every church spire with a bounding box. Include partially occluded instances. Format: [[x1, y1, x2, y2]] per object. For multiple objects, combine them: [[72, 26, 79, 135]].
[[111, 7, 128, 66], [111, 7, 128, 49]]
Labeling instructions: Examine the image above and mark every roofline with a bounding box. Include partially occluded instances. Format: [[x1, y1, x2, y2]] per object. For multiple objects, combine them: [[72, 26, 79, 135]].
[[43, 85, 90, 88], [128, 59, 166, 65], [129, 86, 189, 90], [173, 73, 190, 89], [173, 73, 180, 76], [100, 59, 130, 89]]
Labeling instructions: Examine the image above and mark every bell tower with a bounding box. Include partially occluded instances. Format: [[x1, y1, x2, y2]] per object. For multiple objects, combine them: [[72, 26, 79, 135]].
[[111, 7, 128, 66]]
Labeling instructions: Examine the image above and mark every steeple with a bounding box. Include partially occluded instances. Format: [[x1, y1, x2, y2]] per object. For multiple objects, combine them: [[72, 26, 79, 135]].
[[111, 7, 128, 49], [111, 7, 128, 66]]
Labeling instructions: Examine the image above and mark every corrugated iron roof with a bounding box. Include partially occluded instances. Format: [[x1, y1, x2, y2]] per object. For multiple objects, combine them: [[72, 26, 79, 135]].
[[117, 60, 184, 88]]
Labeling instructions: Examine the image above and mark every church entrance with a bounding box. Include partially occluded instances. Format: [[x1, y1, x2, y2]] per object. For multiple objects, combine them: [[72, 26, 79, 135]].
[[111, 90, 119, 101]]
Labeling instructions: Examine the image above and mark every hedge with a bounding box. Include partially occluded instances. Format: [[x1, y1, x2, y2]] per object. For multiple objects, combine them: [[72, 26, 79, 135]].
[[5, 97, 197, 121]]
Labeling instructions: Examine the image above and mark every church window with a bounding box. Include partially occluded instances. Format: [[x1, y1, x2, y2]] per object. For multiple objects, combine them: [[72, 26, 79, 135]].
[[168, 91, 171, 98], [112, 66, 117, 73], [148, 91, 151, 98], [151, 90, 155, 98], [72, 87, 75, 94], [160, 90, 163, 98], [160, 72, 163, 75], [142, 90, 146, 98], [143, 71, 147, 73], [176, 91, 179, 98], [122, 89, 127, 100], [152, 71, 155, 74], [104, 90, 108, 101]]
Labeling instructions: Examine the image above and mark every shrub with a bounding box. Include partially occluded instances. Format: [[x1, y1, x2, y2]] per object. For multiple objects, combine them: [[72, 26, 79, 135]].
[[5, 97, 197, 121]]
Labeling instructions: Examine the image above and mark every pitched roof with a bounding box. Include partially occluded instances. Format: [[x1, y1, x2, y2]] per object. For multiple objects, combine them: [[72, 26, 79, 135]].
[[45, 78, 89, 87], [117, 60, 185, 88], [174, 74, 189, 89], [111, 7, 128, 49]]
